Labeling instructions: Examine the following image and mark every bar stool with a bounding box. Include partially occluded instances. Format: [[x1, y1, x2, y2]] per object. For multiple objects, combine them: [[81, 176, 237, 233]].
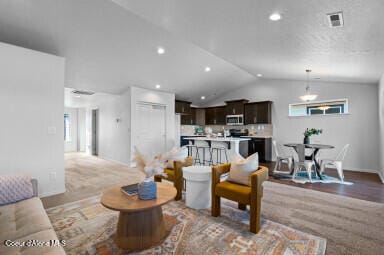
[[194, 141, 213, 166], [211, 147, 229, 165]]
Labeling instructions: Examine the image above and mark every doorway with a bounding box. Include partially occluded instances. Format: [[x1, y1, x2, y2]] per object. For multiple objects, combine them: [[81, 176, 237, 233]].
[[134, 102, 166, 158], [91, 109, 99, 156]]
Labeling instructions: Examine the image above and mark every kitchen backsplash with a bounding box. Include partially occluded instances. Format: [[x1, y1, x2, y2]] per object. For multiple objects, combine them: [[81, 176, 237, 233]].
[[181, 124, 273, 136]]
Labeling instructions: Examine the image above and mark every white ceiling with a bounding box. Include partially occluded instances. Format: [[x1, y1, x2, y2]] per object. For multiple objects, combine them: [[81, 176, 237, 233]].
[[0, 0, 383, 105], [113, 0, 384, 84]]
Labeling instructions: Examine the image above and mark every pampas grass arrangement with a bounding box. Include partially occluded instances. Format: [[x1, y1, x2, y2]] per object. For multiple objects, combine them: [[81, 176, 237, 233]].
[[134, 146, 187, 179]]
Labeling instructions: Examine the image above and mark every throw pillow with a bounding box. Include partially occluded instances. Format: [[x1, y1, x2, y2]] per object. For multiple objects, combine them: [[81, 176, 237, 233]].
[[227, 152, 259, 186], [0, 174, 34, 205]]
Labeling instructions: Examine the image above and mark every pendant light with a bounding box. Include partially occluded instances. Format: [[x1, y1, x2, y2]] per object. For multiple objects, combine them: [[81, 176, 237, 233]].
[[299, 69, 318, 101], [318, 105, 330, 111]]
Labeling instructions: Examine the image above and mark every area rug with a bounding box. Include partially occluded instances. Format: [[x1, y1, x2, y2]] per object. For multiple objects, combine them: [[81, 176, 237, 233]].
[[273, 172, 353, 185], [46, 195, 326, 255]]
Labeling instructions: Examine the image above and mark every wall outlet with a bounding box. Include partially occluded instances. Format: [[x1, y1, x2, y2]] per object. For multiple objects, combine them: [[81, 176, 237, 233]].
[[49, 172, 57, 181]]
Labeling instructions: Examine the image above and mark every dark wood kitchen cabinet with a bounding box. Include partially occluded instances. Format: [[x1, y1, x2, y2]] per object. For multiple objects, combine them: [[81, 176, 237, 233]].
[[181, 107, 197, 125], [225, 99, 249, 115], [244, 101, 272, 124], [205, 106, 226, 125], [248, 138, 272, 162], [175, 100, 191, 114]]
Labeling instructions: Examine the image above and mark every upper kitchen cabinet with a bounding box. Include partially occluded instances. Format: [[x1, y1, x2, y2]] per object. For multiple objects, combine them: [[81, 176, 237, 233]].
[[205, 106, 226, 125], [225, 99, 249, 115], [244, 101, 272, 124], [175, 100, 192, 114], [181, 107, 197, 125]]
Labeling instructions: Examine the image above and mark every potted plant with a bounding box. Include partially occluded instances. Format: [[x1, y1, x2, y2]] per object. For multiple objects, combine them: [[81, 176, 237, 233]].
[[133, 147, 187, 200], [303, 128, 322, 144]]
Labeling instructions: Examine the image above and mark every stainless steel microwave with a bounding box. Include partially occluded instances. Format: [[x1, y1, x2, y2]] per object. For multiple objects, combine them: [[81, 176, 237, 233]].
[[226, 114, 244, 125]]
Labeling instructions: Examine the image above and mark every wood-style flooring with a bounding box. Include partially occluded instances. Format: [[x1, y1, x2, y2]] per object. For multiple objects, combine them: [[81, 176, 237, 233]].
[[262, 161, 384, 203], [42, 153, 383, 208]]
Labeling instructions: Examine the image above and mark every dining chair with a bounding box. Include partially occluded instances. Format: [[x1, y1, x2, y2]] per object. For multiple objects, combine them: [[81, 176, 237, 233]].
[[292, 144, 315, 182], [319, 144, 350, 182], [272, 140, 294, 174]]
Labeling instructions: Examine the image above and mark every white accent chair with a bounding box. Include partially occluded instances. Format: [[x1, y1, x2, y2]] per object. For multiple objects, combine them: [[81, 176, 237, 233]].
[[272, 140, 294, 174], [292, 144, 315, 182], [320, 144, 350, 182]]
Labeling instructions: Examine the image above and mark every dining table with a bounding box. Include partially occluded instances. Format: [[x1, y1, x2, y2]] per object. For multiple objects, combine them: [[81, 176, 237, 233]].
[[284, 143, 335, 180]]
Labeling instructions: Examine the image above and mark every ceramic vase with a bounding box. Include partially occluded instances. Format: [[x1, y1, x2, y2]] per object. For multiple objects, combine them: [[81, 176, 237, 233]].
[[303, 136, 310, 144], [138, 177, 157, 200]]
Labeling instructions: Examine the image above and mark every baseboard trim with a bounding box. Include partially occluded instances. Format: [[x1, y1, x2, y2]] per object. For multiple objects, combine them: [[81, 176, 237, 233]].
[[39, 188, 66, 198], [378, 171, 384, 183], [98, 156, 132, 168]]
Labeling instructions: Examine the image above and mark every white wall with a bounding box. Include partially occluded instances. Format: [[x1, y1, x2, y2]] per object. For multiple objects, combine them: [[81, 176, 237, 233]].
[[207, 79, 380, 173], [379, 74, 384, 182], [98, 89, 132, 165], [64, 107, 78, 152], [0, 42, 65, 197], [77, 108, 86, 152]]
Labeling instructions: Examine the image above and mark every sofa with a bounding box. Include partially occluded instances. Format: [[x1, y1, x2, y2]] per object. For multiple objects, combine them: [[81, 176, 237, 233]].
[[0, 175, 66, 255]]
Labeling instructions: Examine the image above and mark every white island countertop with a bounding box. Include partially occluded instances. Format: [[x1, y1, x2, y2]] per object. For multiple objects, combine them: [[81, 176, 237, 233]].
[[240, 135, 273, 139], [183, 137, 250, 142]]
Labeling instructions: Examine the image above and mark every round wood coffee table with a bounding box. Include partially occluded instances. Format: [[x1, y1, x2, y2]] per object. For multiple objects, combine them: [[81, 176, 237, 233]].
[[100, 182, 176, 251]]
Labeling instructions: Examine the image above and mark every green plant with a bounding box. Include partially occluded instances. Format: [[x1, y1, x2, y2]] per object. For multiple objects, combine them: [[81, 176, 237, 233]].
[[304, 128, 322, 137]]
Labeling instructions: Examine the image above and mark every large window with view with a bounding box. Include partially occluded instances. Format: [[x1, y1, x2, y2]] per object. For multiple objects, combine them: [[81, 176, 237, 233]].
[[289, 99, 348, 117]]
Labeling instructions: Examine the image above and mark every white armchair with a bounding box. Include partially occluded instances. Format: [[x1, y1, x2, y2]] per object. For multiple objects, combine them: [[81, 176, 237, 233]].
[[272, 140, 294, 174], [320, 144, 350, 182]]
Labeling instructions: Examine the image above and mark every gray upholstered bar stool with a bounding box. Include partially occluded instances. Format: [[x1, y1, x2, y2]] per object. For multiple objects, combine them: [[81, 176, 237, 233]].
[[210, 141, 229, 165], [194, 140, 213, 166]]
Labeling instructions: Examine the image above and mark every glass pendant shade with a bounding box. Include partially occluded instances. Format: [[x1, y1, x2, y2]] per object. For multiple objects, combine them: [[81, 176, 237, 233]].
[[300, 69, 317, 101]]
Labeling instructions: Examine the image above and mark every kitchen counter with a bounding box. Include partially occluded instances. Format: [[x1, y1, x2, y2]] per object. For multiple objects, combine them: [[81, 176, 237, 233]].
[[184, 137, 250, 142], [180, 134, 206, 137], [240, 135, 273, 139]]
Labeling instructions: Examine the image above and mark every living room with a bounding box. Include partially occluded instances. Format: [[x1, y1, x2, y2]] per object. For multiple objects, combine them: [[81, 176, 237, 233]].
[[0, 1, 383, 255]]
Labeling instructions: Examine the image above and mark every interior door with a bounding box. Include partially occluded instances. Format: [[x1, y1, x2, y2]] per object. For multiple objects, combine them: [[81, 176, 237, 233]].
[[64, 108, 78, 152], [135, 103, 166, 158]]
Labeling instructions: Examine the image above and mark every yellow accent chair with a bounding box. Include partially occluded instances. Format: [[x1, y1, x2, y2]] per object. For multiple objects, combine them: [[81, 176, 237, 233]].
[[211, 163, 269, 233], [154, 156, 193, 200]]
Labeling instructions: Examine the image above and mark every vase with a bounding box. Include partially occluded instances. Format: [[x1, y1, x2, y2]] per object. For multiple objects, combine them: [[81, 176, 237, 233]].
[[138, 177, 157, 200], [303, 136, 310, 144]]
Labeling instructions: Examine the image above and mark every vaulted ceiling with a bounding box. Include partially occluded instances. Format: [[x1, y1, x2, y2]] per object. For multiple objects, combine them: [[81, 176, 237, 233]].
[[0, 0, 383, 105]]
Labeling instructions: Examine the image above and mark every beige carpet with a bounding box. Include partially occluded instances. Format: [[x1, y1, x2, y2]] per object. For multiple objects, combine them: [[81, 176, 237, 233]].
[[43, 153, 384, 254], [262, 182, 384, 255], [42, 153, 145, 208]]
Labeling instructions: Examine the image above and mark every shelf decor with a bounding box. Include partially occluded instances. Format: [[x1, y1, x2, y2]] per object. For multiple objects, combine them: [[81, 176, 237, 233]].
[[134, 147, 187, 200]]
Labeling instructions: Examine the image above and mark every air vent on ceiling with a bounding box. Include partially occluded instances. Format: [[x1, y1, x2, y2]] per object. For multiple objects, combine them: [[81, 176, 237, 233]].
[[71, 90, 95, 96], [327, 11, 344, 27]]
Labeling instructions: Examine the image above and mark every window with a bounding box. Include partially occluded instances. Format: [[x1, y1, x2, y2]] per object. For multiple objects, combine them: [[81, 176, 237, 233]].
[[289, 99, 348, 117], [64, 113, 71, 142]]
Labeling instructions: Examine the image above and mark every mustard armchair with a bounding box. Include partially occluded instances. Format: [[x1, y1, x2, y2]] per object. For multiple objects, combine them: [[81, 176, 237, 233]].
[[154, 156, 193, 200], [211, 163, 269, 233]]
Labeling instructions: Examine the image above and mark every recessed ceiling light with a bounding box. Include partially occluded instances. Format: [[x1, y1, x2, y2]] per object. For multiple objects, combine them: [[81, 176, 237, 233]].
[[257, 73, 262, 77], [155, 84, 161, 89], [201, 96, 206, 100], [204, 66, 211, 72], [157, 47, 165, 55], [269, 13, 281, 21]]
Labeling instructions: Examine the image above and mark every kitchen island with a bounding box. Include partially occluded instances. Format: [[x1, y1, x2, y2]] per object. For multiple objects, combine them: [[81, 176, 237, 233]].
[[184, 136, 250, 164]]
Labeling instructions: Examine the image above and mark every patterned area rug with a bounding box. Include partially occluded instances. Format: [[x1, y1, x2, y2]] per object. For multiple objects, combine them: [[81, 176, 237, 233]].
[[46, 195, 326, 255], [273, 172, 353, 185]]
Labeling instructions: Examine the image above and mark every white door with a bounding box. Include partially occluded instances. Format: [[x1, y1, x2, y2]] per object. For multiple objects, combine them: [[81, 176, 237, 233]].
[[135, 103, 166, 158]]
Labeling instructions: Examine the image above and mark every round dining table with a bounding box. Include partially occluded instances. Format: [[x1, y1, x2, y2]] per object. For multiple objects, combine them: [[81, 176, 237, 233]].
[[284, 143, 334, 180]]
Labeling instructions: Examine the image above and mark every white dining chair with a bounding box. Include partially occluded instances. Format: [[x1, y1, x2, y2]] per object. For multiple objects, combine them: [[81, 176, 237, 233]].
[[292, 144, 316, 182], [272, 140, 294, 174], [319, 144, 350, 182]]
